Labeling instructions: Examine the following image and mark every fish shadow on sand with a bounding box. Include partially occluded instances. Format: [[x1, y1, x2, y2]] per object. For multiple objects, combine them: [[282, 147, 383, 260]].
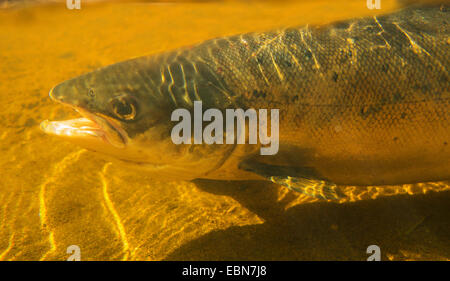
[[164, 180, 450, 260]]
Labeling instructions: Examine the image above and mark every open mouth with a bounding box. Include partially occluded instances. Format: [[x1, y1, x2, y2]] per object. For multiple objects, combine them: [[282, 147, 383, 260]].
[[40, 91, 127, 148]]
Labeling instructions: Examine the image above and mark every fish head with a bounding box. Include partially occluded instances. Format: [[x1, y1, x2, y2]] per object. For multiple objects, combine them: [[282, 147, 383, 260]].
[[41, 59, 234, 180]]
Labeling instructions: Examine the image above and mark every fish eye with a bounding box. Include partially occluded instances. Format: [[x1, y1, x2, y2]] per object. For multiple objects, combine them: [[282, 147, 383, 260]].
[[110, 96, 137, 121]]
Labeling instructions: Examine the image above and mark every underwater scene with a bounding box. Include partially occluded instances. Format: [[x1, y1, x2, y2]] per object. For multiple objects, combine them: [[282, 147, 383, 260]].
[[0, 0, 449, 261]]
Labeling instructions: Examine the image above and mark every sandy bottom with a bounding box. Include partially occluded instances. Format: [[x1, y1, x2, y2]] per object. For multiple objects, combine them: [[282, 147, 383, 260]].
[[0, 0, 449, 261]]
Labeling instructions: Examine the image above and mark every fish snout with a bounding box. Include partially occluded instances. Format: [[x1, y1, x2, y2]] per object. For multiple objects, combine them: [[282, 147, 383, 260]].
[[49, 86, 64, 103], [48, 83, 82, 107]]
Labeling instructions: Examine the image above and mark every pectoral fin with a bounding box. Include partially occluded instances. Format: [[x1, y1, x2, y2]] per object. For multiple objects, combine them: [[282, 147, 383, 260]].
[[239, 160, 345, 200]]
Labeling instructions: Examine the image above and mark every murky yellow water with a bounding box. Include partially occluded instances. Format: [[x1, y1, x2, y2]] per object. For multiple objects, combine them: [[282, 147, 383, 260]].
[[0, 0, 449, 261]]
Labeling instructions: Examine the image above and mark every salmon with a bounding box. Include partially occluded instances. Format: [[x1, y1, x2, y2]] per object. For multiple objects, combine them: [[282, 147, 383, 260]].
[[41, 5, 449, 199]]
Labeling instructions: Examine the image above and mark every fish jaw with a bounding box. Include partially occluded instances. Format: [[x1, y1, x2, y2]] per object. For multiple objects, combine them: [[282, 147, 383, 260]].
[[40, 89, 128, 149], [40, 117, 103, 138]]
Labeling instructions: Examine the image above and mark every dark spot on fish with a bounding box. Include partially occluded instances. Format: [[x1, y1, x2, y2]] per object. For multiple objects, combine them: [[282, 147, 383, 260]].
[[252, 90, 266, 98], [400, 112, 407, 119], [393, 136, 399, 142], [281, 59, 292, 68], [332, 72, 338, 82], [444, 141, 448, 146], [338, 49, 352, 63], [292, 95, 299, 102], [381, 64, 389, 73], [256, 55, 264, 64], [360, 107, 369, 119], [360, 105, 381, 120], [305, 50, 312, 59]]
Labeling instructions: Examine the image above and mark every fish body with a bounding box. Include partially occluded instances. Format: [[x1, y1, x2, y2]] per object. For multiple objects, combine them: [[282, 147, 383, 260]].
[[42, 6, 449, 195]]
